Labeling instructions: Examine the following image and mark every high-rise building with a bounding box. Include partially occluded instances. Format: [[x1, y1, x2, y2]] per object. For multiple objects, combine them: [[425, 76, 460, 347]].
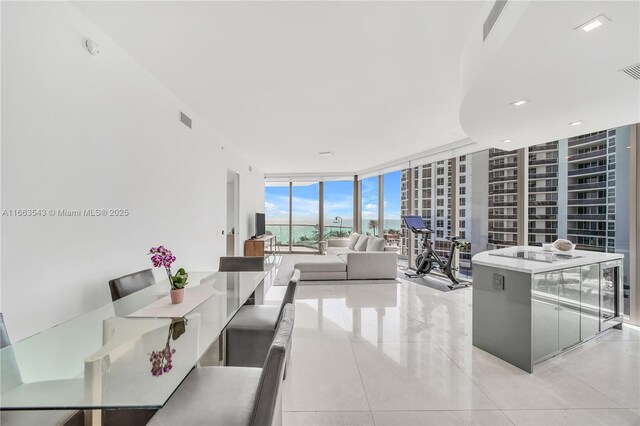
[[566, 130, 616, 252], [487, 148, 519, 248], [528, 141, 559, 246]]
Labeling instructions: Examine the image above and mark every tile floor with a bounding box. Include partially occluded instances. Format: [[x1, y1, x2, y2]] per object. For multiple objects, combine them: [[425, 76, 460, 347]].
[[264, 275, 640, 426]]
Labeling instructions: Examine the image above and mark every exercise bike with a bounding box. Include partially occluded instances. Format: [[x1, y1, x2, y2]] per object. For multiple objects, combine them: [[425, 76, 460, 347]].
[[402, 215, 469, 289]]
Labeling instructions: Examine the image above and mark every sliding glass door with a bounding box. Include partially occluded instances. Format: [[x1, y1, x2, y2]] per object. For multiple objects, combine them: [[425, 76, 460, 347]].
[[360, 176, 379, 236], [291, 182, 320, 252], [323, 180, 353, 239], [265, 182, 291, 251]]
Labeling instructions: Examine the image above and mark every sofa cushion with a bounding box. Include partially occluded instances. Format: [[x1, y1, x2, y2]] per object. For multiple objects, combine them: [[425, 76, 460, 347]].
[[327, 247, 351, 255], [366, 237, 386, 252], [294, 256, 347, 272], [354, 235, 369, 251], [348, 233, 360, 250]]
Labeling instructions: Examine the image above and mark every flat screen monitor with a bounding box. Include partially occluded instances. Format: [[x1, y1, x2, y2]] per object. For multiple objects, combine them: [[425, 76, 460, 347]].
[[255, 213, 265, 237], [402, 215, 428, 230]]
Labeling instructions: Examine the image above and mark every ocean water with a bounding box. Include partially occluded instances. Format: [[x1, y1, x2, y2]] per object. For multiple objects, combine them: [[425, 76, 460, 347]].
[[266, 219, 402, 245]]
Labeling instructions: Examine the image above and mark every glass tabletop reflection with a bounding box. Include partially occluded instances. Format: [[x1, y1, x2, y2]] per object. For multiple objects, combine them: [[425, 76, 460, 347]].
[[0, 271, 266, 410]]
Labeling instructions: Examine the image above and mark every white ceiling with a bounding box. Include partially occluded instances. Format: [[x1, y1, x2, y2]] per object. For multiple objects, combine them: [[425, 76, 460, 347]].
[[72, 1, 639, 176], [72, 1, 488, 174], [460, 0, 640, 151]]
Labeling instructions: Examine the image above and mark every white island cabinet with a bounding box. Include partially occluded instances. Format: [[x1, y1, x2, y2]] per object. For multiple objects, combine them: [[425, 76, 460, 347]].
[[471, 246, 623, 373]]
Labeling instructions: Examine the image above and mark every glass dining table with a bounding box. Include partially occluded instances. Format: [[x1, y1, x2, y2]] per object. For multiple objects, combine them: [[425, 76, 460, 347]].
[[0, 271, 266, 425]]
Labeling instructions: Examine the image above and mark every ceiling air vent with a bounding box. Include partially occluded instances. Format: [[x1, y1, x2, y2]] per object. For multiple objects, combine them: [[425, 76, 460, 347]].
[[619, 63, 640, 80], [180, 111, 192, 129], [483, 0, 509, 42]]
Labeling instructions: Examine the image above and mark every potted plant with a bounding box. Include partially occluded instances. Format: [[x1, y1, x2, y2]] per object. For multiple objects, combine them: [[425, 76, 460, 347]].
[[149, 245, 189, 304]]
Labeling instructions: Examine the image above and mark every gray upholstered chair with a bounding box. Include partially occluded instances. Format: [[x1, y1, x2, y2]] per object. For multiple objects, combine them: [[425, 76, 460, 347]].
[[219, 256, 266, 306], [148, 304, 295, 426], [225, 269, 299, 368], [219, 256, 265, 272], [0, 313, 80, 426], [108, 269, 155, 301]]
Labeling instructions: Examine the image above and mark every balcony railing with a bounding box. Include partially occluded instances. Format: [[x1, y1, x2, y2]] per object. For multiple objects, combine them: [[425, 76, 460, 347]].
[[489, 214, 518, 220], [529, 144, 558, 152], [528, 200, 557, 206], [567, 229, 607, 237], [489, 201, 517, 207], [489, 175, 518, 183], [490, 162, 518, 170], [567, 214, 606, 220], [489, 189, 518, 195], [265, 223, 320, 251], [529, 215, 557, 220], [568, 165, 607, 176], [529, 228, 558, 234], [488, 226, 518, 233], [529, 172, 557, 179], [567, 181, 606, 191], [568, 132, 608, 147], [529, 158, 558, 166], [529, 186, 558, 193], [568, 198, 606, 205], [567, 149, 606, 162]]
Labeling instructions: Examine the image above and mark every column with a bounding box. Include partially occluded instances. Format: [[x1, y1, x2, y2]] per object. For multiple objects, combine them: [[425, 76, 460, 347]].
[[378, 174, 384, 237], [630, 124, 639, 325]]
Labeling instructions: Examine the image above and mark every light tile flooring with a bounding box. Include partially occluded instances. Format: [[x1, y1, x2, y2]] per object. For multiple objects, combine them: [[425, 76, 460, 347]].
[[264, 277, 640, 426]]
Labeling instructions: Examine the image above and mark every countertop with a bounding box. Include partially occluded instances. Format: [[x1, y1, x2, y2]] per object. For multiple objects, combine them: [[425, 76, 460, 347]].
[[472, 246, 623, 274]]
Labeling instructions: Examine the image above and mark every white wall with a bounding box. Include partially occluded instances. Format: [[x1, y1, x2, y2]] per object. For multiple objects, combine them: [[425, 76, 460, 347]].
[[1, 1, 264, 341]]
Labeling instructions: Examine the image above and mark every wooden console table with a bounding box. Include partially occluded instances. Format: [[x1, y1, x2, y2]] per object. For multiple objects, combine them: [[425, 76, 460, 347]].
[[244, 234, 276, 257]]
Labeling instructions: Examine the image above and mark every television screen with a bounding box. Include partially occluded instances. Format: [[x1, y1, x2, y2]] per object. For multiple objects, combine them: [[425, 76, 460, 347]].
[[255, 213, 265, 237]]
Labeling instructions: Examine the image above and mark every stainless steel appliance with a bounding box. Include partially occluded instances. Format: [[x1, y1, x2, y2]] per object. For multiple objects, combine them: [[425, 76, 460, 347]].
[[599, 259, 623, 331]]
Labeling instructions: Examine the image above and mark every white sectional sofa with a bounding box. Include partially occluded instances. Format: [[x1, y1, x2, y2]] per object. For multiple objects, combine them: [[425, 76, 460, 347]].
[[294, 233, 398, 281]]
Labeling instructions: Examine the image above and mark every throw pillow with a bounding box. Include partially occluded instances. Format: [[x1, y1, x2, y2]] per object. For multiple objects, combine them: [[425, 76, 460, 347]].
[[348, 233, 360, 250], [366, 236, 386, 252], [354, 234, 369, 251]]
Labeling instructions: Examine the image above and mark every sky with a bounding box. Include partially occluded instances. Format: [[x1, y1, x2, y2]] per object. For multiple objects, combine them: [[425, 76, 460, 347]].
[[265, 171, 401, 226]]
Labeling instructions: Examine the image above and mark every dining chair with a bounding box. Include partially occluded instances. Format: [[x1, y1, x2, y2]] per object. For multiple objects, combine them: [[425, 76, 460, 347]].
[[0, 313, 81, 426], [108, 269, 155, 301], [225, 269, 299, 369], [218, 256, 265, 272], [148, 304, 295, 426]]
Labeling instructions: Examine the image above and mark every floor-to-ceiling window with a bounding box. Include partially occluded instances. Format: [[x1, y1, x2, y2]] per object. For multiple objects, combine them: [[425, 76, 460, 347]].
[[488, 148, 520, 249], [323, 180, 353, 239], [382, 171, 401, 251], [265, 182, 291, 251], [291, 182, 319, 252], [360, 176, 379, 235]]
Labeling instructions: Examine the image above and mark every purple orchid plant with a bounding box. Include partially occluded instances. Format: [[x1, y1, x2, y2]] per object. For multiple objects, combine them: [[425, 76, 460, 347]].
[[149, 245, 188, 289]]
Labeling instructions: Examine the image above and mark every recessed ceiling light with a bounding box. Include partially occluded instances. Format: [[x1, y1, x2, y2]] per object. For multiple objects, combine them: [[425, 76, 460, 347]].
[[510, 99, 529, 107], [575, 14, 610, 32], [569, 121, 583, 126], [318, 151, 334, 157], [502, 139, 512, 143]]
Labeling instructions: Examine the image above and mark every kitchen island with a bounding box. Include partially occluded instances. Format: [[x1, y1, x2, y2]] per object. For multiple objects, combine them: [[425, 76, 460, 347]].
[[471, 246, 623, 373]]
